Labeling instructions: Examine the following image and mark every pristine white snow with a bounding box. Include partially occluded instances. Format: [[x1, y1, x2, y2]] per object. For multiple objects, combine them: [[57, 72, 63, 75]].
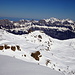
[[0, 29, 75, 75], [0, 55, 63, 75]]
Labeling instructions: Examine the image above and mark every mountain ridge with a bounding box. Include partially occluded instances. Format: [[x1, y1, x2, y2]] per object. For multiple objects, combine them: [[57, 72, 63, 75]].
[[0, 17, 75, 40]]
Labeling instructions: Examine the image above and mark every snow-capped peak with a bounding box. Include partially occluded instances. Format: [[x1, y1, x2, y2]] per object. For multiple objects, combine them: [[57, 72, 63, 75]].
[[10, 21, 13, 23], [65, 19, 74, 23], [44, 17, 74, 24], [50, 17, 60, 22], [20, 19, 25, 22], [44, 17, 60, 23]]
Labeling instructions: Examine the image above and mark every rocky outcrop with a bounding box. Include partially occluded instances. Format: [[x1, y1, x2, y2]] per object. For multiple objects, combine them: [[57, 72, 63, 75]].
[[0, 46, 4, 50], [31, 51, 41, 61], [0, 44, 21, 51]]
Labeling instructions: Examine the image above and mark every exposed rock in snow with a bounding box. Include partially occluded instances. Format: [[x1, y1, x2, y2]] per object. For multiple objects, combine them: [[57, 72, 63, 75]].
[[0, 29, 75, 75]]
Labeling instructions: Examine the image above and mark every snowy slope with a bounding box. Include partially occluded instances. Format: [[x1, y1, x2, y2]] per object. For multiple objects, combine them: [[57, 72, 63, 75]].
[[0, 55, 63, 75], [0, 29, 75, 75]]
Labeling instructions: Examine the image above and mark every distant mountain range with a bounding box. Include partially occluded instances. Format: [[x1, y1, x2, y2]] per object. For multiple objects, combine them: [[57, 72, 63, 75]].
[[0, 17, 75, 40]]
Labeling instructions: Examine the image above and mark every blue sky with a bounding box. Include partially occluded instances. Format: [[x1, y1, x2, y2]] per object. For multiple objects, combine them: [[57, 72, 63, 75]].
[[0, 0, 75, 20]]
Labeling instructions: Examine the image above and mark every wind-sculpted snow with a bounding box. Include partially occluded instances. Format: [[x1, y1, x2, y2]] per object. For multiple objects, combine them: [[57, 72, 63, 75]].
[[0, 29, 75, 75]]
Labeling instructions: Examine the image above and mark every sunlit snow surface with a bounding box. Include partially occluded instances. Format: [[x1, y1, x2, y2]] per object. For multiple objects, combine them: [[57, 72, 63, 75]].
[[0, 29, 75, 75]]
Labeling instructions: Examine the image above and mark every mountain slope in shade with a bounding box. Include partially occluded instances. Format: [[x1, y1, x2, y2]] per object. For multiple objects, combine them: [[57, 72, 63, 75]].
[[0, 29, 75, 75], [0, 55, 63, 75]]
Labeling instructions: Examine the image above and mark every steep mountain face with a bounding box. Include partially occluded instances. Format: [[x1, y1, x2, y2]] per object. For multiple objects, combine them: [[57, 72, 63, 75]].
[[0, 29, 75, 75], [0, 17, 75, 40]]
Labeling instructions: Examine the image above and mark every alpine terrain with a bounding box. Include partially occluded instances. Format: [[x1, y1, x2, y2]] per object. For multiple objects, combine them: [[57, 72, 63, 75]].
[[0, 17, 75, 40], [0, 17, 75, 75]]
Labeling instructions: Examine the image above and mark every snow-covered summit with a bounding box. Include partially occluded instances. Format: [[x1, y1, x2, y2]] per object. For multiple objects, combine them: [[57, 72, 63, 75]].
[[44, 17, 60, 23], [62, 19, 74, 24], [44, 17, 74, 24]]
